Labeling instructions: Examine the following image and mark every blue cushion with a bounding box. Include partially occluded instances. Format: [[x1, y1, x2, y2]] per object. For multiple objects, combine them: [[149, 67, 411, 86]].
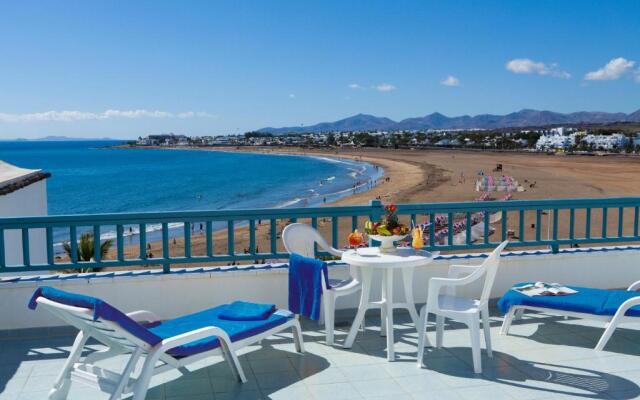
[[149, 305, 292, 357], [28, 286, 162, 346], [498, 283, 640, 317], [218, 301, 276, 321]]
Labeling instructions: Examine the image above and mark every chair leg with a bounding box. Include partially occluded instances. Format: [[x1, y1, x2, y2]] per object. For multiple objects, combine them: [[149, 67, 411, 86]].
[[514, 308, 525, 320], [325, 293, 336, 346], [318, 298, 326, 326], [481, 307, 493, 358], [109, 348, 142, 400], [416, 306, 429, 368], [220, 341, 247, 383], [469, 316, 482, 374], [500, 307, 516, 335], [292, 318, 305, 353], [435, 315, 444, 348], [49, 331, 87, 400], [132, 350, 164, 400], [595, 316, 622, 351]]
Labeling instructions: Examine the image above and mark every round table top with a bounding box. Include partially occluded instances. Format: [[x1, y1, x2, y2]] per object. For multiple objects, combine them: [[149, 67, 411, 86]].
[[341, 247, 434, 269]]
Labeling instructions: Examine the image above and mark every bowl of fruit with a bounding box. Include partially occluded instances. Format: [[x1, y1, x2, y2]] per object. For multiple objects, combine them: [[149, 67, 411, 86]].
[[364, 203, 409, 253]]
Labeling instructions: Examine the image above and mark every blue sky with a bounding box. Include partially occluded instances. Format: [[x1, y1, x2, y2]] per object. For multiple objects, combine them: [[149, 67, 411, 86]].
[[0, 0, 639, 139]]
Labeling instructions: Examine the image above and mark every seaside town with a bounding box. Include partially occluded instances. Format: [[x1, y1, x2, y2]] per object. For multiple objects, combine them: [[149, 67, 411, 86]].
[[133, 126, 640, 153]]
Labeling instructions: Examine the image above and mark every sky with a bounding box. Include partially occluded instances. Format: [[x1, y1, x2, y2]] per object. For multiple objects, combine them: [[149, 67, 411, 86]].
[[0, 0, 639, 139]]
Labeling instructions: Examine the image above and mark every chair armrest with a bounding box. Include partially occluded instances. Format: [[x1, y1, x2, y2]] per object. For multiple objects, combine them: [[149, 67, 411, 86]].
[[627, 280, 640, 291], [126, 310, 161, 324], [159, 326, 232, 350], [328, 247, 344, 257], [427, 273, 481, 307], [612, 295, 640, 319], [448, 264, 481, 279]]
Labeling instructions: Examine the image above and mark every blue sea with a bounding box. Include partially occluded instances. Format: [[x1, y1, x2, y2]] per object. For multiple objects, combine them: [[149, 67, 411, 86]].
[[0, 141, 382, 246]]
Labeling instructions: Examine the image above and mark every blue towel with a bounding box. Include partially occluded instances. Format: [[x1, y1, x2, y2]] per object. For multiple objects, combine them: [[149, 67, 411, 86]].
[[498, 282, 640, 317], [288, 253, 331, 321], [218, 301, 276, 321]]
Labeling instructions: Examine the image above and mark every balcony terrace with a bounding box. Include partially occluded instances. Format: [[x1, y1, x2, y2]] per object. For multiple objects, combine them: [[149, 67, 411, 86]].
[[2, 198, 640, 399]]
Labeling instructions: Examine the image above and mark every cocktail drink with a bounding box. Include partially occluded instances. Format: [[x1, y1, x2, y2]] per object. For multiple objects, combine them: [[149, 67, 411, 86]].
[[348, 229, 364, 248]]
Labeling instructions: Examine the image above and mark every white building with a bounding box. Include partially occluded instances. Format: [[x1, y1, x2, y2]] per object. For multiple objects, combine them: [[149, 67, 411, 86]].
[[535, 132, 576, 151], [0, 161, 50, 268], [581, 133, 629, 151]]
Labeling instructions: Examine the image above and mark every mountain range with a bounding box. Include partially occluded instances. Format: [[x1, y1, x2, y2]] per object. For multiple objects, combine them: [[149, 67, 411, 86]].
[[258, 109, 640, 134]]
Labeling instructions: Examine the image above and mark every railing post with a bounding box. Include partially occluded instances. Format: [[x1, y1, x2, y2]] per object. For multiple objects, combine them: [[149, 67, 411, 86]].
[[0, 228, 5, 271], [369, 199, 383, 247]]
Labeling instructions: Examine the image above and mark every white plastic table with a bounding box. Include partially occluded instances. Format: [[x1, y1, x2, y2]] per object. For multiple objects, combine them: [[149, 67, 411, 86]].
[[341, 247, 434, 361]]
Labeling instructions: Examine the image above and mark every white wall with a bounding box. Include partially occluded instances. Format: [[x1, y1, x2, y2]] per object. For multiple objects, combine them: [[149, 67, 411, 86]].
[[2, 247, 640, 331], [0, 180, 48, 267]]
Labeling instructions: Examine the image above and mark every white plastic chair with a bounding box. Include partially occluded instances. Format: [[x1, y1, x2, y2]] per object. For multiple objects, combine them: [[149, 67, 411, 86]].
[[282, 223, 362, 345], [417, 240, 509, 373]]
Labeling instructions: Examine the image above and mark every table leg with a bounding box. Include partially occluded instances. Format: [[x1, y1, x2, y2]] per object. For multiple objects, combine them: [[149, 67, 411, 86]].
[[384, 268, 395, 361], [343, 268, 373, 349], [401, 267, 419, 326], [380, 269, 387, 337]]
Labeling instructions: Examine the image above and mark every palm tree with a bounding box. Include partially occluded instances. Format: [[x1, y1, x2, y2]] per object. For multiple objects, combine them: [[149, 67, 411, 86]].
[[62, 233, 113, 273]]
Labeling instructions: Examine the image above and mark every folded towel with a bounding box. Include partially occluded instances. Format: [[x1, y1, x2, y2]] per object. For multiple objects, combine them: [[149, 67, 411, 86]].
[[288, 253, 331, 321], [218, 301, 276, 321]]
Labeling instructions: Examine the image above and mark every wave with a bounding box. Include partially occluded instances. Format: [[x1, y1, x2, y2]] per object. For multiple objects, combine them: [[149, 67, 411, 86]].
[[276, 197, 304, 208], [53, 222, 185, 248]]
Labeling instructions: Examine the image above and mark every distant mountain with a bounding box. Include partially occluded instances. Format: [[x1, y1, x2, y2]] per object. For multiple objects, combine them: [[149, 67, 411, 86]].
[[259, 114, 397, 135], [258, 109, 640, 133]]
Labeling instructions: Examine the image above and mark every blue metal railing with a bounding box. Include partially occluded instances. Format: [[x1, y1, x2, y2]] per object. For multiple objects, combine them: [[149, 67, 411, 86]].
[[1, 197, 640, 273]]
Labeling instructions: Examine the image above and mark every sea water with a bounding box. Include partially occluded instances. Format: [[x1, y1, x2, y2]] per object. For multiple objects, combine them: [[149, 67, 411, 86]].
[[0, 141, 383, 247]]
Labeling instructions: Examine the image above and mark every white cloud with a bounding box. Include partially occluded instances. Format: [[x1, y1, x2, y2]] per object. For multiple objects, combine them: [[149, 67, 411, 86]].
[[374, 83, 396, 92], [348, 83, 363, 89], [288, 93, 296, 99], [506, 58, 571, 79], [585, 57, 636, 81], [0, 109, 215, 123], [441, 76, 460, 87]]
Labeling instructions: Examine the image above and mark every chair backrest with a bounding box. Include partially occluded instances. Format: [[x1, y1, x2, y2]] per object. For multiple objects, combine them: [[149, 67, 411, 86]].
[[479, 240, 509, 304], [28, 286, 161, 352], [35, 297, 155, 353], [282, 223, 341, 258]]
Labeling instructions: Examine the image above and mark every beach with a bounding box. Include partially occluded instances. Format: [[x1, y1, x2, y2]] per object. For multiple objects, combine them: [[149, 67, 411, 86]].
[[108, 146, 640, 268]]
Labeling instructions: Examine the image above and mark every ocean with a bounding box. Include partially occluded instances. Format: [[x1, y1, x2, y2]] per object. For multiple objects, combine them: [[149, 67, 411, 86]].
[[0, 141, 382, 247]]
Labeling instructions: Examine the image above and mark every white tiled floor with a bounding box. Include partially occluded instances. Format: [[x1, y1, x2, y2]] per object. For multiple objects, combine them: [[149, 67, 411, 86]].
[[2, 310, 640, 399]]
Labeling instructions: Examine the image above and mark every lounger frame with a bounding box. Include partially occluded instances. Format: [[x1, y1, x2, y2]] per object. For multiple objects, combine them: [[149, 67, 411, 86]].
[[36, 297, 304, 400], [500, 280, 640, 351]]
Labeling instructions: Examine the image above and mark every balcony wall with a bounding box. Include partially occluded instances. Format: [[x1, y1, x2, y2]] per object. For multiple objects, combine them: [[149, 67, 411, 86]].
[[2, 246, 639, 331]]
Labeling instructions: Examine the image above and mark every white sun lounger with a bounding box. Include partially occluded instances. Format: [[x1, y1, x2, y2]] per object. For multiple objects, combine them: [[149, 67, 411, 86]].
[[29, 286, 304, 400], [499, 280, 640, 351]]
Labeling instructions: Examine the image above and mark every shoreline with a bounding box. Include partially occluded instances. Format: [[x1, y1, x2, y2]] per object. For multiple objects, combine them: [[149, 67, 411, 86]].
[[109, 144, 412, 207], [92, 145, 640, 268], [94, 145, 427, 268]]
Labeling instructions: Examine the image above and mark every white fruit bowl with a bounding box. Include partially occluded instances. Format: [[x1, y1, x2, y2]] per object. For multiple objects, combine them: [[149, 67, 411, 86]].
[[368, 234, 408, 253]]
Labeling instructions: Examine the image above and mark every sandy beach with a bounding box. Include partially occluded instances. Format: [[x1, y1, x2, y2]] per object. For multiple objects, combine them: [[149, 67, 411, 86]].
[[104, 146, 640, 268]]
